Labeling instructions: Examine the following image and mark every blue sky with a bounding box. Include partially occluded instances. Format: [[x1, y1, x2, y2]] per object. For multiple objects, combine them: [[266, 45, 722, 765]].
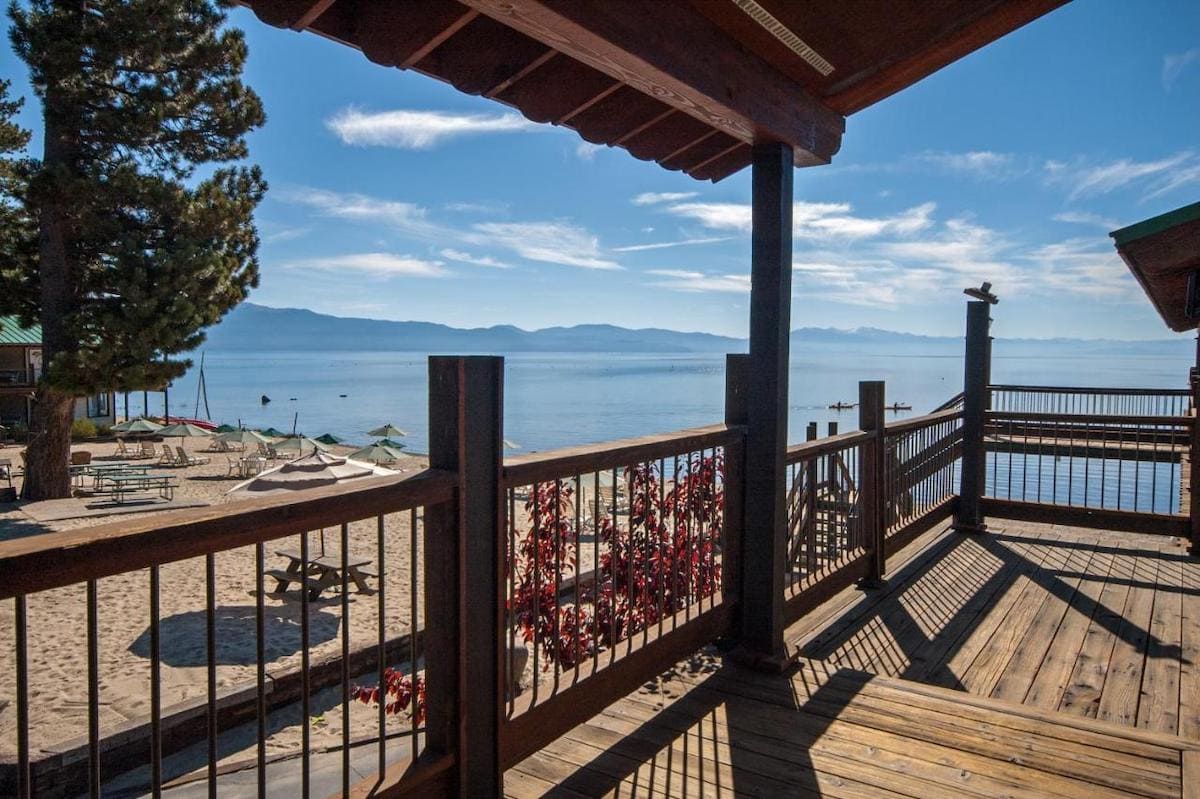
[[3, 1, 1199, 339]]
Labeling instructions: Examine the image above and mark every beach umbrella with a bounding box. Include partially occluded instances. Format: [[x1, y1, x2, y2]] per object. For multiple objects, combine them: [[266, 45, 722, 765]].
[[374, 437, 407, 450], [228, 451, 399, 553], [314, 433, 344, 445], [215, 424, 238, 433], [503, 439, 521, 450], [348, 443, 406, 464], [113, 418, 164, 434], [273, 436, 330, 457], [157, 422, 213, 450], [217, 429, 273, 446], [367, 423, 408, 438], [258, 427, 287, 438]]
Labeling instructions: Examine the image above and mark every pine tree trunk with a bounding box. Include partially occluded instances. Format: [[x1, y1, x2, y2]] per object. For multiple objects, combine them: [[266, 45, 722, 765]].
[[21, 388, 74, 500]]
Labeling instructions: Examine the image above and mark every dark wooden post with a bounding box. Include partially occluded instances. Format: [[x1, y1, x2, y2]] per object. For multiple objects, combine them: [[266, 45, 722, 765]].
[[724, 353, 749, 618], [1190, 371, 1200, 556], [426, 356, 505, 794], [739, 140, 793, 664], [955, 301, 990, 533], [858, 381, 886, 586], [804, 423, 817, 570]]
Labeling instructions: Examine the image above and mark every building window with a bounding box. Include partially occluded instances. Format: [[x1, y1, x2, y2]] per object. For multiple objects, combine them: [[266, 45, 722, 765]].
[[88, 393, 109, 418]]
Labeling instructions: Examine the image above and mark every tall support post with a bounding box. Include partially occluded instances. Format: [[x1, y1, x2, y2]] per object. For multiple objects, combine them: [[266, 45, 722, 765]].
[[426, 356, 505, 795], [1190, 370, 1200, 556], [858, 381, 886, 586], [724, 354, 749, 621], [955, 301, 991, 533], [739, 140, 793, 664]]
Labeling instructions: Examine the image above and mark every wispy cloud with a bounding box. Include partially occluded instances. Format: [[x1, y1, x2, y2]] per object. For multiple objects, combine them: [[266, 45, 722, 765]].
[[662, 200, 935, 240], [1044, 151, 1199, 201], [632, 191, 698, 206], [284, 253, 448, 278], [612, 236, 732, 253], [470, 222, 620, 270], [327, 108, 540, 149], [443, 201, 508, 214], [1163, 48, 1200, 90], [916, 150, 1022, 180], [1021, 239, 1136, 299], [262, 226, 310, 244], [646, 269, 750, 294], [575, 142, 603, 161], [439, 248, 514, 269], [1052, 211, 1121, 230]]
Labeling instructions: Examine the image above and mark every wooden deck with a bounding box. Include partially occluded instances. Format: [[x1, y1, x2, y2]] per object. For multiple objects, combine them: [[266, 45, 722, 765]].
[[506, 520, 1200, 797]]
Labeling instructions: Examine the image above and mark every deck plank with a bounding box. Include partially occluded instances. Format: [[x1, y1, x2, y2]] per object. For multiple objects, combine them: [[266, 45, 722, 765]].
[[1139, 547, 1184, 735]]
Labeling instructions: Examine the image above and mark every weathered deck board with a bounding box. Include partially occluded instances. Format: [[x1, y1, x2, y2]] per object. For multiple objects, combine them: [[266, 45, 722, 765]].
[[506, 520, 1200, 797]]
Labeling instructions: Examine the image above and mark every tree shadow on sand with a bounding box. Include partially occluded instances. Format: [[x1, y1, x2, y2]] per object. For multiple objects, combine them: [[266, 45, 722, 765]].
[[129, 602, 340, 667]]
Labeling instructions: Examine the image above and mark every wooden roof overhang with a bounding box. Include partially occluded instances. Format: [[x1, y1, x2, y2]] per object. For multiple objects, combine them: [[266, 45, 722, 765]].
[[242, 0, 1067, 182], [1112, 201, 1200, 333]]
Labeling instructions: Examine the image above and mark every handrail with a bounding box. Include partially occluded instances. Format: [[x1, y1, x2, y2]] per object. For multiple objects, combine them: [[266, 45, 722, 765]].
[[931, 391, 965, 412], [989, 384, 1190, 396], [501, 423, 742, 486], [884, 408, 962, 435], [986, 410, 1193, 426], [0, 468, 457, 599], [786, 428, 872, 463]]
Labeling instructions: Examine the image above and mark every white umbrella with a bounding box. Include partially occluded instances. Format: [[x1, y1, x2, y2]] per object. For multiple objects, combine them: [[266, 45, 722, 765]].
[[158, 422, 213, 438], [228, 451, 397, 496], [273, 436, 330, 457], [217, 429, 274, 446], [367, 423, 408, 438], [113, 418, 164, 434]]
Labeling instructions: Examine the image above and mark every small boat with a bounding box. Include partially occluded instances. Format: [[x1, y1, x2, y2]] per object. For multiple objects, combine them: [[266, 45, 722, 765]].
[[160, 416, 218, 431], [887, 403, 913, 411], [828, 402, 857, 411]]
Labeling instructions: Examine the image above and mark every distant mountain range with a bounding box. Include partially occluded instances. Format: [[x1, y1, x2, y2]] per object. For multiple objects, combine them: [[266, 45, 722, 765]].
[[201, 303, 1192, 357]]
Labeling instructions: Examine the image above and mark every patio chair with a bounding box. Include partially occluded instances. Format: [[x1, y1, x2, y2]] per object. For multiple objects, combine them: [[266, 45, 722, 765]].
[[159, 445, 179, 466], [115, 438, 131, 457], [207, 439, 232, 453], [225, 456, 241, 477], [139, 441, 157, 459], [176, 446, 210, 467]]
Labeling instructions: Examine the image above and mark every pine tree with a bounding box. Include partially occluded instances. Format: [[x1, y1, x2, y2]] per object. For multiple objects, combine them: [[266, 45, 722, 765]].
[[4, 0, 266, 499]]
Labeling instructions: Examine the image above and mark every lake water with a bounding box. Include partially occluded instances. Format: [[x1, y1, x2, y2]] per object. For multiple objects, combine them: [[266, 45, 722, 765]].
[[150, 345, 1193, 454]]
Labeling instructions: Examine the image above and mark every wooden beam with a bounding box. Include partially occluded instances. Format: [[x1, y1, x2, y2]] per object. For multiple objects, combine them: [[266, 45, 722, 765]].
[[483, 49, 557, 98], [556, 80, 622, 123], [400, 8, 479, 69], [459, 0, 844, 164], [613, 107, 675, 146], [291, 0, 337, 30], [826, 0, 1069, 115]]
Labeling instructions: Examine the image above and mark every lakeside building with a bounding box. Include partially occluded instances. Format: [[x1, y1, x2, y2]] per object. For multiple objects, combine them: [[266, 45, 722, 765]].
[[0, 316, 116, 431]]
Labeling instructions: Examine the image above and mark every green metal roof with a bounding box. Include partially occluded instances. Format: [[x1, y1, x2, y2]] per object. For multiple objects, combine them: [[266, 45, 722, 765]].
[[1110, 200, 1200, 247], [0, 316, 41, 346]]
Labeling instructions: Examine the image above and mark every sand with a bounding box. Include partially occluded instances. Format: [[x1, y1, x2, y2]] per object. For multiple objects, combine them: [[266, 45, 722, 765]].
[[0, 439, 435, 767]]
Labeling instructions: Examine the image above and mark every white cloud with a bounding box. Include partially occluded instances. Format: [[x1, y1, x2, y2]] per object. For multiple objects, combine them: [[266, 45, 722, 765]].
[[1020, 239, 1137, 299], [1044, 151, 1198, 201], [469, 222, 621, 270], [282, 187, 440, 239], [917, 150, 1020, 179], [439, 248, 514, 269], [663, 200, 935, 240], [1163, 48, 1200, 90], [612, 236, 732, 253], [327, 108, 540, 149], [1052, 211, 1120, 230], [664, 202, 752, 231], [284, 253, 448, 278], [262, 227, 310, 244], [575, 142, 603, 161], [443, 201, 507, 214], [632, 191, 698, 206], [646, 269, 750, 294]]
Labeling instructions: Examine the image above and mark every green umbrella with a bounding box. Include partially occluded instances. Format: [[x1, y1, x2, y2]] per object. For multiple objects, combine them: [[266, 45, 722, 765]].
[[375, 437, 407, 450], [367, 423, 408, 438], [314, 433, 345, 445], [215, 424, 238, 433], [158, 422, 214, 438], [274, 436, 330, 456], [217, 429, 274, 446], [348, 443, 406, 464], [258, 427, 287, 438], [113, 418, 164, 434]]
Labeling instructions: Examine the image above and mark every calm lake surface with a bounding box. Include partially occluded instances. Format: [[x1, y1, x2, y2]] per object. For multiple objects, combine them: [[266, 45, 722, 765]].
[[157, 346, 1192, 454]]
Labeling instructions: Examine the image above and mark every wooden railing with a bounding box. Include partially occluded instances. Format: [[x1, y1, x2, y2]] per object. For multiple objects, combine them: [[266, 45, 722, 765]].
[[990, 384, 1192, 417], [0, 469, 455, 799]]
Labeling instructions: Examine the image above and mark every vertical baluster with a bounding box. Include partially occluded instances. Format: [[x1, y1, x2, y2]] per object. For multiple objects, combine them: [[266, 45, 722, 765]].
[[506, 489, 516, 716], [300, 531, 310, 798], [15, 595, 29, 799], [410, 507, 418, 758], [592, 471, 600, 674], [150, 566, 162, 798], [376, 515, 385, 777], [1114, 424, 1122, 511], [574, 474, 583, 680], [87, 580, 100, 799], [552, 480, 562, 692], [255, 543, 266, 798], [530, 482, 541, 699], [206, 554, 217, 799], [340, 522, 350, 797], [657, 459, 666, 634]]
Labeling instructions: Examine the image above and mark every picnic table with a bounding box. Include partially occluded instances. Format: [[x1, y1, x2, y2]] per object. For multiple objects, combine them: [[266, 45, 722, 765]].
[[71, 462, 154, 489], [236, 456, 268, 477], [266, 549, 376, 600], [94, 472, 179, 504]]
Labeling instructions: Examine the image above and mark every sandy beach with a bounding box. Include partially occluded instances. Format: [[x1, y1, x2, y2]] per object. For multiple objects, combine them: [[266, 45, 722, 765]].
[[0, 439, 436, 771]]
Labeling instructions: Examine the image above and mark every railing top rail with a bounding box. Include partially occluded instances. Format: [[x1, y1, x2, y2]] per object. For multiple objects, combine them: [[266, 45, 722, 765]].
[[502, 423, 743, 487], [0, 468, 457, 600], [986, 410, 1193, 426], [988, 384, 1190, 397], [884, 408, 963, 435], [786, 428, 873, 462], [931, 392, 965, 412]]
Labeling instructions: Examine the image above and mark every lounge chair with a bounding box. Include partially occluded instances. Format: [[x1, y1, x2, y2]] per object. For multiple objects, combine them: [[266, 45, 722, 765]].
[[225, 456, 241, 477], [139, 441, 158, 459], [176, 446, 209, 467], [158, 445, 179, 466], [115, 438, 131, 457]]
